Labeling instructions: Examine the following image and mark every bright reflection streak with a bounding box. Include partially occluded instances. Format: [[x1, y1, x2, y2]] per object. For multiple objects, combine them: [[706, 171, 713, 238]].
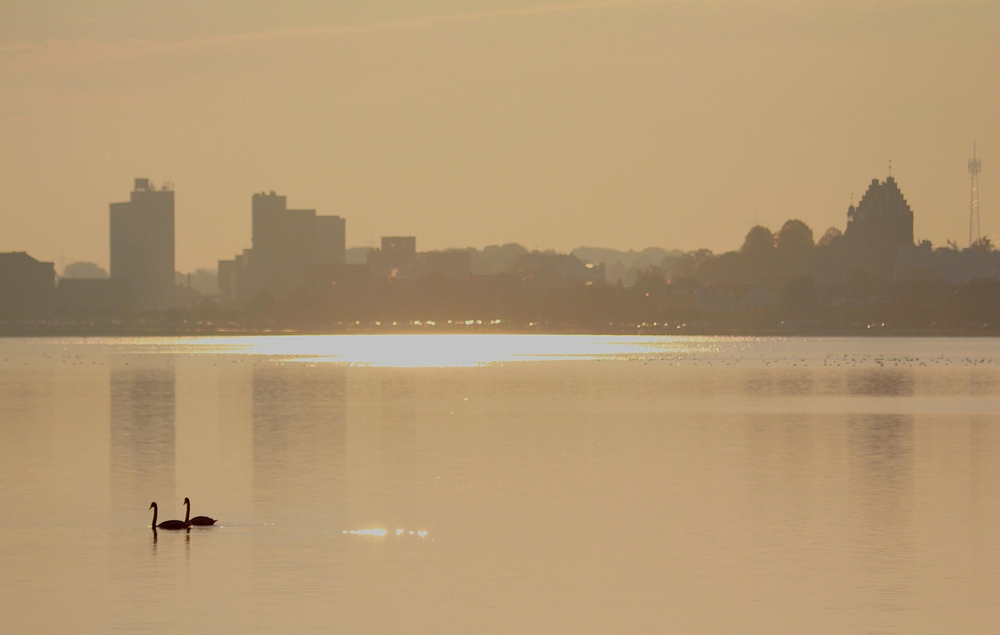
[[344, 529, 387, 536], [341, 528, 428, 538], [68, 334, 724, 368]]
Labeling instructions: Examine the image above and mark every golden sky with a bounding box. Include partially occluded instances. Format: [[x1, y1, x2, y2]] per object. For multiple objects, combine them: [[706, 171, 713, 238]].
[[1, 0, 998, 271]]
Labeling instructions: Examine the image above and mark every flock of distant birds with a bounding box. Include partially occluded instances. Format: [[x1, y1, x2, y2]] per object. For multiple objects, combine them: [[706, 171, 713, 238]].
[[149, 497, 216, 531]]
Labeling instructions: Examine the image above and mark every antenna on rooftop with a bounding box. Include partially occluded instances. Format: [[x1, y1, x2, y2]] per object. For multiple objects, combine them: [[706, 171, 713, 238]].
[[969, 142, 982, 247]]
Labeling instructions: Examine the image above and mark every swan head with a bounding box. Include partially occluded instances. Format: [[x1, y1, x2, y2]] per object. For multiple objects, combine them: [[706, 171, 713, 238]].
[[183, 497, 190, 505], [149, 502, 157, 510]]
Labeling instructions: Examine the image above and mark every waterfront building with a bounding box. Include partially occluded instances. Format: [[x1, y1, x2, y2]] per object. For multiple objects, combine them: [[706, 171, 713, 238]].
[[218, 191, 346, 303], [367, 236, 417, 278], [0, 252, 56, 316], [54, 278, 134, 317], [109, 178, 175, 309]]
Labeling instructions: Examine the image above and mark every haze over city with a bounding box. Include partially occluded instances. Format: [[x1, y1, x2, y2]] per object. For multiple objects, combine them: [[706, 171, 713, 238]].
[[8, 3, 1000, 634], [2, 0, 998, 272]]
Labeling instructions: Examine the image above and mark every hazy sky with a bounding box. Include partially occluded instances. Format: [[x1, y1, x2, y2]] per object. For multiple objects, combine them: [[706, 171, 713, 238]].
[[1, 1, 998, 272]]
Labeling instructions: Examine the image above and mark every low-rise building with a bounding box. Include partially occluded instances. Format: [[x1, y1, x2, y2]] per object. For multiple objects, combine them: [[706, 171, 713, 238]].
[[54, 278, 134, 317], [368, 237, 417, 278], [0, 252, 56, 317]]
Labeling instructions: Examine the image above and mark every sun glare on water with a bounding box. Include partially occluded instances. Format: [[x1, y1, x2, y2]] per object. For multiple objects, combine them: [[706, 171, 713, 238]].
[[343, 529, 428, 538], [98, 334, 715, 368]]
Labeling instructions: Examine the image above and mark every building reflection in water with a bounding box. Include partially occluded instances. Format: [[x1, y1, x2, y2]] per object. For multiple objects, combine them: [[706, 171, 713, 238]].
[[370, 374, 418, 521], [848, 413, 915, 626], [251, 365, 346, 524], [109, 363, 176, 524], [847, 368, 915, 396], [742, 369, 816, 396]]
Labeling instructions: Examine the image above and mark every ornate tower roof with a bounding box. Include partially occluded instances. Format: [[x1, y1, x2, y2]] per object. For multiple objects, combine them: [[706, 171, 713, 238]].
[[851, 176, 912, 223], [843, 175, 915, 265]]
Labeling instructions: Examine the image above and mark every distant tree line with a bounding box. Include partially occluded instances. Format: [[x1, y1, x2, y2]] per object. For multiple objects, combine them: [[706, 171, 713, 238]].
[[7, 220, 1000, 335]]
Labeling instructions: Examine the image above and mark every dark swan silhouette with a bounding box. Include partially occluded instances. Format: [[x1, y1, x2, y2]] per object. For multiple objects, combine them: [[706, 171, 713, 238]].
[[149, 502, 189, 530], [183, 498, 217, 526]]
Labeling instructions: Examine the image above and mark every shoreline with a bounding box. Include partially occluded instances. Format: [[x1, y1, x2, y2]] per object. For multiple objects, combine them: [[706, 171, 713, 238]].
[[2, 324, 999, 338]]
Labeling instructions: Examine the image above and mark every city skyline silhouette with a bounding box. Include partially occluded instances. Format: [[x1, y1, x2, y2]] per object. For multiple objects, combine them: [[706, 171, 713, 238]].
[[1, 1, 997, 272]]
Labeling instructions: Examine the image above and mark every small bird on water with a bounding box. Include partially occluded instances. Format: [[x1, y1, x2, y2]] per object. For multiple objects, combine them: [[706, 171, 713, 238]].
[[183, 497, 217, 526]]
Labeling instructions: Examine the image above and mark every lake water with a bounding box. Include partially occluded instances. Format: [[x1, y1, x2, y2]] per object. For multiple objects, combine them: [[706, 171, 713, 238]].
[[2, 335, 1000, 634]]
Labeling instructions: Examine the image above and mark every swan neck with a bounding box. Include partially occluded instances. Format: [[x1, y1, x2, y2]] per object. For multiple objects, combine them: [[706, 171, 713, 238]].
[[151, 505, 157, 528], [184, 500, 190, 523]]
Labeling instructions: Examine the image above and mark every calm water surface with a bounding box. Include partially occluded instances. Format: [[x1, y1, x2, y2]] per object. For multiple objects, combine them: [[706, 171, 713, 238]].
[[2, 335, 999, 634]]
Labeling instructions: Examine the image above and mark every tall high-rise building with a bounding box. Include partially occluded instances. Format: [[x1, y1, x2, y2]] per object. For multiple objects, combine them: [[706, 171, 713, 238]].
[[110, 178, 175, 310], [218, 191, 346, 302], [313, 216, 347, 266]]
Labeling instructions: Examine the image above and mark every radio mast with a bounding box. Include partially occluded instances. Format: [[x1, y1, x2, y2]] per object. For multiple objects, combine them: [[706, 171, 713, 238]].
[[969, 142, 982, 246]]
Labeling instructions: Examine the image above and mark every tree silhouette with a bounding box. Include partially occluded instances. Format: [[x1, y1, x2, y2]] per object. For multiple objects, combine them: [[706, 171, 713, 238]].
[[969, 236, 995, 252], [817, 227, 842, 247], [741, 226, 775, 256], [776, 220, 814, 254]]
